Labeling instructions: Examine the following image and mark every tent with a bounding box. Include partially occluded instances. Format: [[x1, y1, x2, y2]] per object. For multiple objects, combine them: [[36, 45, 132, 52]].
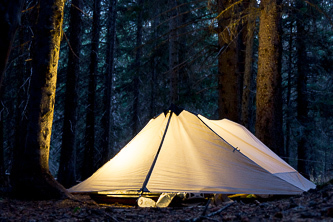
[[69, 105, 315, 195]]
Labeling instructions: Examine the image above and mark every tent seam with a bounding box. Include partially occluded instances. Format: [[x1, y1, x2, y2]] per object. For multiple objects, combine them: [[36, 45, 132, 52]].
[[196, 115, 305, 193], [139, 111, 173, 193]]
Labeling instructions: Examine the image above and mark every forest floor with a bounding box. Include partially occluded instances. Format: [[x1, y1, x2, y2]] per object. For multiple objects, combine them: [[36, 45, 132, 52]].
[[0, 182, 332, 222]]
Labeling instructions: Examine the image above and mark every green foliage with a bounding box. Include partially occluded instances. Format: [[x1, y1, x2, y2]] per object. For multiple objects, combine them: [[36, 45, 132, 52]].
[[73, 206, 81, 213]]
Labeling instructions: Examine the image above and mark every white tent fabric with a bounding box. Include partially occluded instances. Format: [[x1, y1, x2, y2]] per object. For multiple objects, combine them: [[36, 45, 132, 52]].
[[69, 108, 315, 195], [197, 116, 315, 193]]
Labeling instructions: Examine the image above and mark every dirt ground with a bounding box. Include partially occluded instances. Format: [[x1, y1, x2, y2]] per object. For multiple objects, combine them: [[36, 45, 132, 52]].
[[0, 183, 332, 221]]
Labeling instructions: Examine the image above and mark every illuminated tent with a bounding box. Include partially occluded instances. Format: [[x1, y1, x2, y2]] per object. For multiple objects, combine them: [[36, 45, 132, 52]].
[[69, 105, 315, 195]]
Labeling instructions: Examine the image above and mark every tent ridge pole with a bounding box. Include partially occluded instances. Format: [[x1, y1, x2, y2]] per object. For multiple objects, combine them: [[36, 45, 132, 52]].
[[139, 111, 173, 193]]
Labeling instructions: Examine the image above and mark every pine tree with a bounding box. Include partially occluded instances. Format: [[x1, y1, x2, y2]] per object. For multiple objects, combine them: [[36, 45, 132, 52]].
[[132, 0, 144, 137], [11, 0, 69, 199], [241, 0, 257, 130], [169, 0, 179, 104], [255, 0, 284, 156], [101, 0, 117, 166], [82, 0, 102, 180], [0, 0, 24, 90], [58, 0, 83, 188], [217, 0, 243, 122], [0, 86, 4, 186]]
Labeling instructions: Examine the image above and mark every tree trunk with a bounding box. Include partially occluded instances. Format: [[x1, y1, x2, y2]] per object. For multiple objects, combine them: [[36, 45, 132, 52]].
[[285, 15, 293, 163], [58, 0, 83, 188], [82, 0, 101, 180], [169, 0, 179, 105], [149, 3, 161, 117], [217, 0, 242, 122], [101, 0, 117, 167], [12, 0, 36, 192], [11, 0, 69, 199], [0, 0, 24, 91], [0, 87, 4, 186], [150, 17, 158, 117], [241, 0, 256, 129], [296, 0, 309, 178], [255, 0, 284, 156], [178, 4, 190, 103], [132, 0, 144, 137]]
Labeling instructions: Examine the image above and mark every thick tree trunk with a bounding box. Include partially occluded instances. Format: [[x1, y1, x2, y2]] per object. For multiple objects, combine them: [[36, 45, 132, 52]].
[[58, 0, 83, 188], [241, 0, 256, 129], [82, 0, 102, 180], [0, 0, 24, 91], [255, 0, 284, 156], [11, 0, 69, 199], [217, 0, 242, 122], [101, 0, 117, 166], [169, 0, 179, 105], [296, 0, 309, 178], [132, 0, 143, 137]]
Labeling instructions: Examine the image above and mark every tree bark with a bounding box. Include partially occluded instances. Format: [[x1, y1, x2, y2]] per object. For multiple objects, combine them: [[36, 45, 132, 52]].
[[169, 0, 179, 105], [101, 0, 117, 167], [241, 0, 256, 129], [285, 14, 293, 163], [12, 0, 36, 192], [82, 0, 101, 180], [58, 0, 83, 188], [11, 0, 69, 199], [132, 0, 144, 137], [255, 0, 284, 156], [150, 8, 159, 118], [0, 0, 25, 91], [217, 0, 242, 122], [0, 87, 4, 186], [296, 0, 309, 178]]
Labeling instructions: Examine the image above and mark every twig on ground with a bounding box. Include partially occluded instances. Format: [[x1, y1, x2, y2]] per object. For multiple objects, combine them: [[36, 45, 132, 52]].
[[103, 211, 120, 222], [201, 199, 211, 217], [182, 201, 235, 222], [206, 202, 234, 217]]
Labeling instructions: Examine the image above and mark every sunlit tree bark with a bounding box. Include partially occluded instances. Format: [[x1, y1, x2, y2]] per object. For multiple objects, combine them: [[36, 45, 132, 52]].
[[255, 0, 284, 156], [217, 0, 242, 122], [11, 0, 69, 199]]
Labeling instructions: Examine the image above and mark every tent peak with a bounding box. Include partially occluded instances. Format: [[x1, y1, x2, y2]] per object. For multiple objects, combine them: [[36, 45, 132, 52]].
[[164, 104, 183, 116]]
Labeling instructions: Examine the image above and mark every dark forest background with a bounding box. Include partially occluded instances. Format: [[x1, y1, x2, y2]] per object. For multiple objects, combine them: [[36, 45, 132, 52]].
[[0, 0, 332, 191]]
